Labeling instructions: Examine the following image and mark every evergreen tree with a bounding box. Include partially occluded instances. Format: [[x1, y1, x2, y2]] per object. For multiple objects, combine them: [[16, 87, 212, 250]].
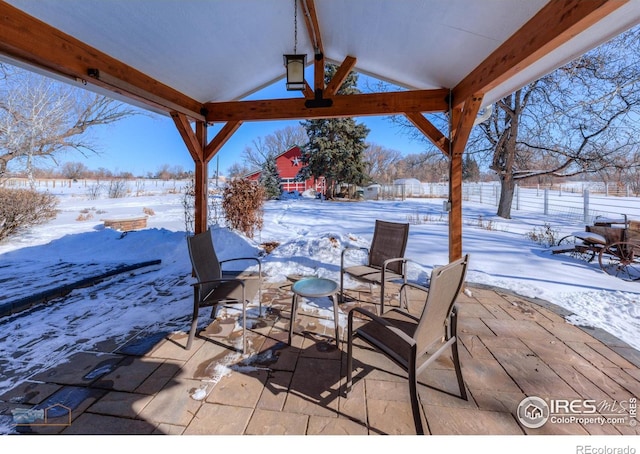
[[259, 156, 281, 200], [462, 154, 480, 182], [298, 65, 370, 198]]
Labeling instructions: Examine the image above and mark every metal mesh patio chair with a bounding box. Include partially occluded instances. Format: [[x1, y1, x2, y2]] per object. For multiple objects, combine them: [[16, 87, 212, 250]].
[[186, 229, 262, 353], [345, 254, 470, 435], [340, 220, 410, 313]]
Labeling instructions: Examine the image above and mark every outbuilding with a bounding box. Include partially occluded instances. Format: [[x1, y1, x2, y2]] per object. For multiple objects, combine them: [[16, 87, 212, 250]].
[[245, 146, 325, 195]]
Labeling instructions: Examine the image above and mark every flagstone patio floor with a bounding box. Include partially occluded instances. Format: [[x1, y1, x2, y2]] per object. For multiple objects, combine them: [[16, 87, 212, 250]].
[[2, 281, 639, 435]]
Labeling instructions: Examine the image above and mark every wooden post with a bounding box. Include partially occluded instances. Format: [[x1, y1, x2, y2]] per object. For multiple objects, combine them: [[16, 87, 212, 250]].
[[448, 94, 483, 263], [194, 121, 208, 234], [449, 151, 463, 262], [171, 113, 208, 234]]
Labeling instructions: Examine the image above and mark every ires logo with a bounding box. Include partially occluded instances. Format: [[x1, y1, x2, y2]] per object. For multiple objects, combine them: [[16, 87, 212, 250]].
[[517, 396, 637, 429], [550, 399, 598, 414]]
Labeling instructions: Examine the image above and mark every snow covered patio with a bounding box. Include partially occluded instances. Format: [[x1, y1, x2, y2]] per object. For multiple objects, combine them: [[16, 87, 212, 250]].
[[2, 280, 638, 436]]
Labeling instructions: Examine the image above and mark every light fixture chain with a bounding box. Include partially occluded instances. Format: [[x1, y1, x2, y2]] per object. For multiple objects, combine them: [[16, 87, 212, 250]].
[[293, 0, 298, 54]]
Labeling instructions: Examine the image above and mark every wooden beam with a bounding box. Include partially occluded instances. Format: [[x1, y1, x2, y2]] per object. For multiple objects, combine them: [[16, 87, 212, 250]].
[[451, 94, 483, 156], [299, 0, 325, 92], [405, 112, 450, 156], [0, 2, 204, 120], [171, 113, 204, 163], [205, 89, 449, 122], [325, 56, 357, 97], [449, 150, 464, 262], [194, 122, 208, 235], [204, 121, 243, 162], [301, 0, 324, 54], [452, 0, 627, 108], [313, 52, 326, 93], [303, 82, 315, 99]]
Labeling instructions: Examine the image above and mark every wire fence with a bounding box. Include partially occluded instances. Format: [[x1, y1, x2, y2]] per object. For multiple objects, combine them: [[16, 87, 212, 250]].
[[464, 183, 640, 223], [9, 177, 640, 225], [371, 181, 640, 223]]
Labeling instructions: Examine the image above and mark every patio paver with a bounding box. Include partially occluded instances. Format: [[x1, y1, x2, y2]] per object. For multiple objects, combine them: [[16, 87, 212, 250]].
[[1, 281, 639, 436]]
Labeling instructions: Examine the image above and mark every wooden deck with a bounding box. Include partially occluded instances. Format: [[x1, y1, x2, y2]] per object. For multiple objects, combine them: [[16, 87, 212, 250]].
[[2, 281, 639, 436]]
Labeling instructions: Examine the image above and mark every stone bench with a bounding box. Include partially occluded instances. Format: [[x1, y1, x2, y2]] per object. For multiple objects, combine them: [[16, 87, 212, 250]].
[[102, 216, 148, 232]]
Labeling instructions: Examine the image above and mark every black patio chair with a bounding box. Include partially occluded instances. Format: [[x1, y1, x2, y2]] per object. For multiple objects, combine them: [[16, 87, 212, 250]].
[[186, 229, 262, 353], [340, 220, 410, 313]]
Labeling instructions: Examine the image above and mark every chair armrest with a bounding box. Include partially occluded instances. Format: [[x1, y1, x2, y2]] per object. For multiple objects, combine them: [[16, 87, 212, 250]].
[[220, 257, 262, 275], [382, 256, 412, 273], [341, 246, 369, 268], [191, 277, 247, 288], [192, 277, 248, 304], [379, 257, 413, 312], [398, 280, 429, 315], [348, 307, 416, 347], [399, 280, 429, 293]]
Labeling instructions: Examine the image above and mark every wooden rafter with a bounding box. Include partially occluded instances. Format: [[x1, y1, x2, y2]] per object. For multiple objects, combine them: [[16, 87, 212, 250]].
[[405, 112, 450, 156], [172, 113, 243, 164], [452, 0, 627, 108], [171, 113, 204, 162], [0, 2, 204, 120], [451, 94, 483, 156], [313, 52, 326, 94], [301, 0, 323, 54], [204, 121, 243, 162], [204, 89, 449, 122], [300, 0, 325, 93], [325, 56, 357, 97]]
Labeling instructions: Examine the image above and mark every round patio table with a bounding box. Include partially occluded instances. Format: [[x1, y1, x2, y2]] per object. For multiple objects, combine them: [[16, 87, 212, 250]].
[[288, 277, 340, 346]]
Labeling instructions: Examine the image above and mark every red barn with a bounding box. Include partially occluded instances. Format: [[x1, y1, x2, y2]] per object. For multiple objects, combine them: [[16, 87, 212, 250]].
[[245, 146, 325, 194]]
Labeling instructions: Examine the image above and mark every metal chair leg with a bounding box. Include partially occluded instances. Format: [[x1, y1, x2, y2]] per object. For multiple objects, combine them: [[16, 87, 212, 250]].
[[288, 293, 298, 345], [331, 293, 340, 346]]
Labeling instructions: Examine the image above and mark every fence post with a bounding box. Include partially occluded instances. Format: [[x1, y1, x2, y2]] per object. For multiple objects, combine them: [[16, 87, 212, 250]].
[[479, 183, 483, 204], [583, 189, 590, 223], [544, 188, 549, 216], [515, 184, 520, 210]]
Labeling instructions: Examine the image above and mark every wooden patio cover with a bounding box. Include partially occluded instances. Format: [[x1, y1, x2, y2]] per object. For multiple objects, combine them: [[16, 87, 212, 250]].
[[1, 0, 639, 261]]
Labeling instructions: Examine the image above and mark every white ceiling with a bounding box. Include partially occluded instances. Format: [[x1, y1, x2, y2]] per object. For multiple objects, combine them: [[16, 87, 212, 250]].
[[4, 0, 640, 109]]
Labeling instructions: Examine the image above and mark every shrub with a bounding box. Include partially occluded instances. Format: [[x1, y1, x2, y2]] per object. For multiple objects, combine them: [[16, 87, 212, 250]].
[[0, 187, 58, 242], [86, 183, 103, 200], [222, 179, 265, 239], [475, 215, 496, 231], [107, 179, 128, 198], [526, 223, 560, 247]]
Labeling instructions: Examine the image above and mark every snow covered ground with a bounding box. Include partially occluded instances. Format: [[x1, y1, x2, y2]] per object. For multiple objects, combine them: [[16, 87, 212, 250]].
[[0, 179, 638, 421]]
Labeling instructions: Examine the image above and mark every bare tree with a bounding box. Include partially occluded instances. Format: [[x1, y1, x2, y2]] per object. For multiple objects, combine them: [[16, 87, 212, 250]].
[[241, 124, 307, 170], [226, 162, 253, 178], [60, 161, 90, 180], [472, 25, 640, 218], [0, 64, 137, 186], [364, 143, 403, 184], [395, 151, 449, 182]]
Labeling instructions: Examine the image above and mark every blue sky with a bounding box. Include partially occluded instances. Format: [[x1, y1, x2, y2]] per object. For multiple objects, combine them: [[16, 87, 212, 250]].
[[74, 74, 428, 177]]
